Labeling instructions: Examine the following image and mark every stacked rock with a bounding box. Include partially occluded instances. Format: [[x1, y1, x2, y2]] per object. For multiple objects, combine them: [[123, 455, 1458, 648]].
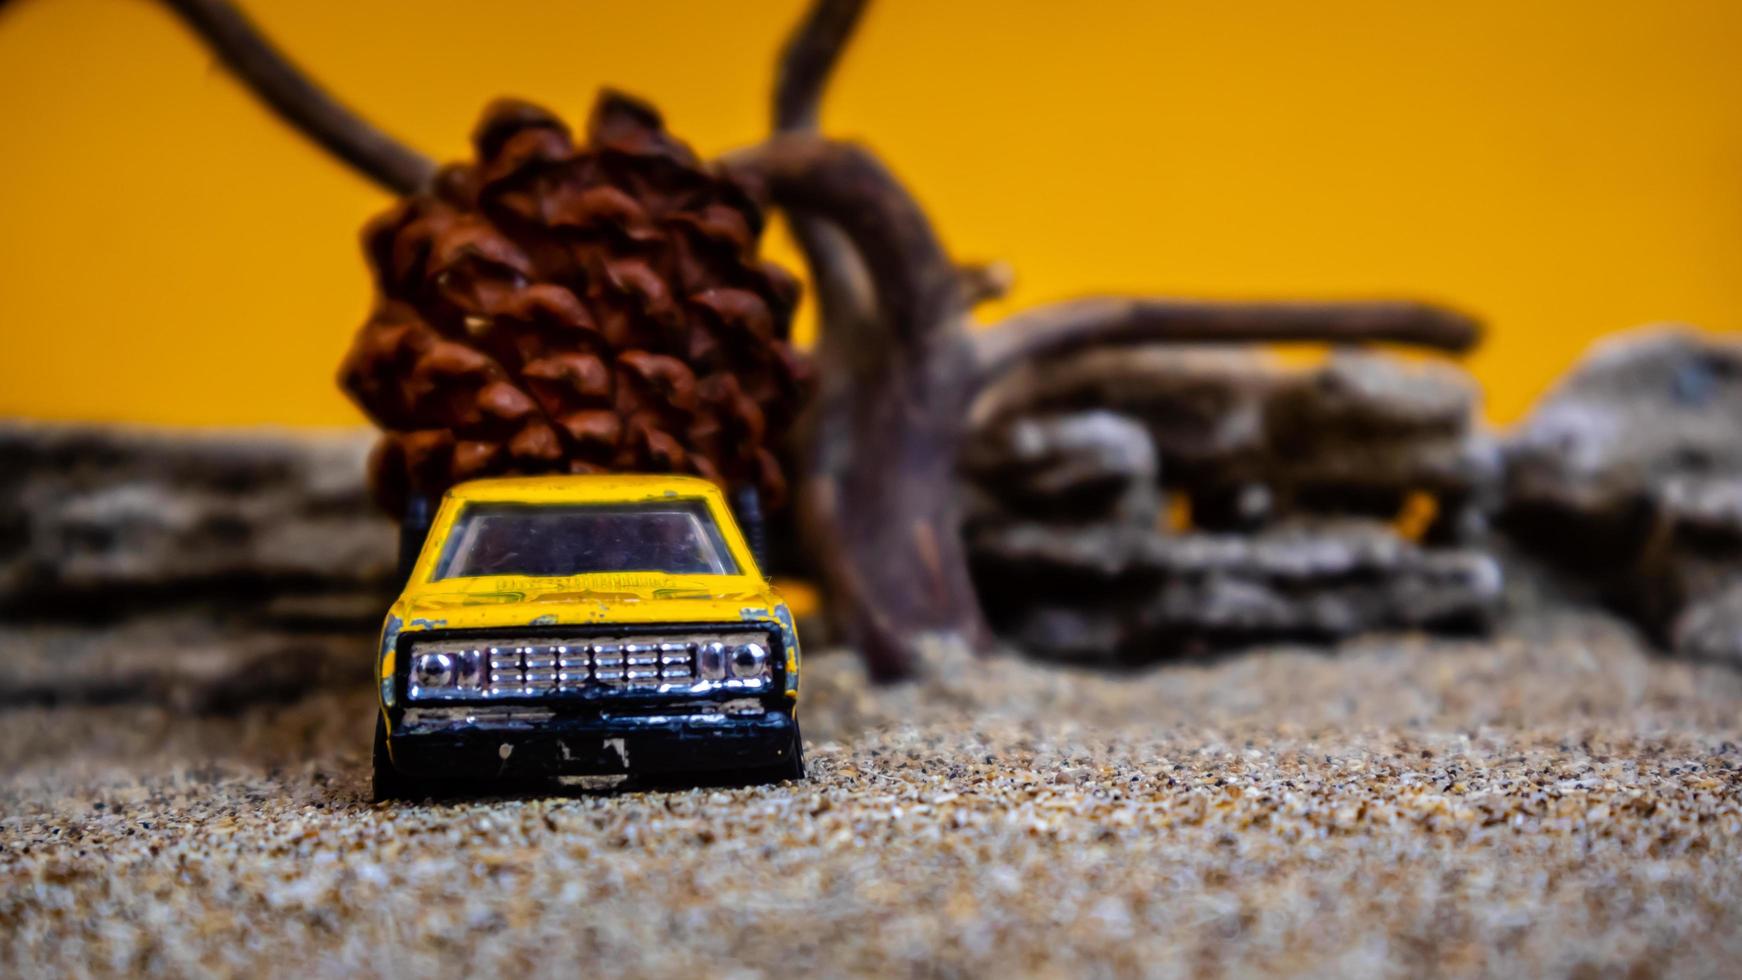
[[1501, 327, 1742, 665], [0, 422, 392, 711], [962, 347, 1504, 663]]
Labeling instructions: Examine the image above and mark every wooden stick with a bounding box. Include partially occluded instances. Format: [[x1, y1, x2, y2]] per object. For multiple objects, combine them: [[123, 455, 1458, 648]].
[[975, 297, 1480, 386], [774, 0, 870, 133], [727, 135, 964, 347], [770, 0, 880, 330]]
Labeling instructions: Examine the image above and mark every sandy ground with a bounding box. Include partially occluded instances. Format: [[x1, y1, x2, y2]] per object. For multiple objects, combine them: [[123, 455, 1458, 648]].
[[3, 611, 1741, 978]]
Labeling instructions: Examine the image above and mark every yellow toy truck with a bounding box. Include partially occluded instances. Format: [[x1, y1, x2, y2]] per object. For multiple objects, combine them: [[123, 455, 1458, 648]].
[[371, 474, 803, 800]]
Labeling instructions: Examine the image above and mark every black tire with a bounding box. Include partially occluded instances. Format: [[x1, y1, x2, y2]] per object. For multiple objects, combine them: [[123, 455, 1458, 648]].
[[743, 719, 808, 786], [371, 714, 422, 802]]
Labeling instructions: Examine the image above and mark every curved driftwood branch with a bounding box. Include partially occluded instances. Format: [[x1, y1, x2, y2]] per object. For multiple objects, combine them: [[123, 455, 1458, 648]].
[[974, 297, 1481, 386], [730, 129, 991, 680], [754, 0, 1489, 680], [957, 261, 1016, 306], [761, 0, 997, 678], [770, 0, 884, 335], [728, 135, 962, 343], [160, 0, 436, 194], [772, 0, 1004, 310], [774, 0, 870, 133]]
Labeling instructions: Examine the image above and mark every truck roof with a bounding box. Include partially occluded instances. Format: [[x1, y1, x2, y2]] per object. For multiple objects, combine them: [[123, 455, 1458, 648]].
[[443, 473, 728, 504]]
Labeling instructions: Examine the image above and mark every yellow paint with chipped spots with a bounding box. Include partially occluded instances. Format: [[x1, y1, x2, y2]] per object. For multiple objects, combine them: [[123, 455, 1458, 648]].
[[377, 473, 801, 704]]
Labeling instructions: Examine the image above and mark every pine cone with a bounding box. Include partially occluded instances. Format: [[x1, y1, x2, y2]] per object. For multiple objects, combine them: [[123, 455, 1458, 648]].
[[340, 90, 811, 516]]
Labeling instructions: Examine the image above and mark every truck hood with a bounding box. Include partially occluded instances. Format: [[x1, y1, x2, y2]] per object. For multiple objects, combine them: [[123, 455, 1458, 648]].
[[394, 571, 788, 633]]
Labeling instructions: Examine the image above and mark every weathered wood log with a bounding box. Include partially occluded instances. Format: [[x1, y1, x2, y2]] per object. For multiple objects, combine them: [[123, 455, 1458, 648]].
[[975, 298, 1477, 386], [723, 135, 993, 677]]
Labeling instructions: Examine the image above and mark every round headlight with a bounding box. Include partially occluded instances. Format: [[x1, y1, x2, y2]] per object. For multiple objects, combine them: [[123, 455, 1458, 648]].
[[413, 651, 455, 690], [698, 640, 729, 681], [730, 641, 768, 679]]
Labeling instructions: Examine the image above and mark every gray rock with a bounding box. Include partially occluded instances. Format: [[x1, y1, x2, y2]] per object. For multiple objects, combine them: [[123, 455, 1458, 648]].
[[969, 519, 1501, 663], [0, 613, 372, 713], [0, 421, 393, 711], [1501, 326, 1742, 643], [962, 344, 1503, 661], [969, 346, 1494, 535], [969, 346, 1275, 477], [1505, 327, 1742, 527], [960, 411, 1160, 527], [1260, 351, 1499, 523], [0, 421, 393, 602], [1275, 347, 1477, 436]]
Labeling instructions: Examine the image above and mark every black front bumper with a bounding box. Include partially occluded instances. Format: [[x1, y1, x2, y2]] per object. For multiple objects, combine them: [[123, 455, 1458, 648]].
[[385, 708, 798, 779]]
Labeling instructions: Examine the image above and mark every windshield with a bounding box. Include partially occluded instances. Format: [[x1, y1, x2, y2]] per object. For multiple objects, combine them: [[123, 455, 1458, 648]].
[[433, 500, 741, 580]]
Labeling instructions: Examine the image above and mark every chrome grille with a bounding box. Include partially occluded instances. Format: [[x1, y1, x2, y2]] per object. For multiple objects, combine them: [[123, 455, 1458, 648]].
[[407, 630, 775, 701], [487, 647, 525, 697], [457, 636, 759, 697]]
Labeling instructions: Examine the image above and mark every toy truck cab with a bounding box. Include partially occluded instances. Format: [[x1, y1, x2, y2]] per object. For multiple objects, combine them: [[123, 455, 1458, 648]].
[[372, 474, 803, 800]]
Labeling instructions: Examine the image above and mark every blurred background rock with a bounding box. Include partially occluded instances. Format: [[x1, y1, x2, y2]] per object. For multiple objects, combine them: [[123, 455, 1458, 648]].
[[4, 325, 1738, 715], [2, 0, 1739, 699], [962, 328, 1742, 668], [0, 424, 393, 711]]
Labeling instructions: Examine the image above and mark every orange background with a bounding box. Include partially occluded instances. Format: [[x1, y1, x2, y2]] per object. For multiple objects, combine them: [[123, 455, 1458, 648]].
[[1, 0, 1738, 427]]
